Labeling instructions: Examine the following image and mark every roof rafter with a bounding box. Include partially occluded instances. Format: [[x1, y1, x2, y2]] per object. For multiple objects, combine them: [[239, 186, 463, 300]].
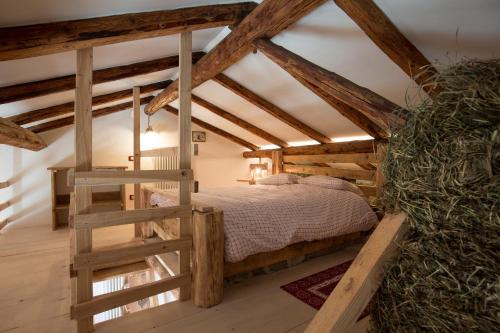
[[0, 3, 257, 61], [0, 117, 47, 151], [0, 53, 203, 104], [8, 81, 171, 126], [254, 39, 403, 131], [145, 0, 328, 115], [192, 94, 288, 148], [213, 74, 332, 144]]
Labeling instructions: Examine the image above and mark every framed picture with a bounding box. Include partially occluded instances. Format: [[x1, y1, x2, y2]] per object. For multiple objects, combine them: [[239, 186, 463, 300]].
[[192, 131, 206, 142]]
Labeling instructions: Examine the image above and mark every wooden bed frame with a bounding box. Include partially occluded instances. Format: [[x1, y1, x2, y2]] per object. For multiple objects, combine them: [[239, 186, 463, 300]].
[[141, 140, 387, 308]]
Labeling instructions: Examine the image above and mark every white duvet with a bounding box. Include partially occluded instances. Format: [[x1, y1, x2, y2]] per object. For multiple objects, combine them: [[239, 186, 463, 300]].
[[150, 184, 377, 263]]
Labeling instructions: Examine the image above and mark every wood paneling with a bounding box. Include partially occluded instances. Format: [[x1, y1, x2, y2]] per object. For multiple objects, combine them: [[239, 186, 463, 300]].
[[0, 117, 47, 151]]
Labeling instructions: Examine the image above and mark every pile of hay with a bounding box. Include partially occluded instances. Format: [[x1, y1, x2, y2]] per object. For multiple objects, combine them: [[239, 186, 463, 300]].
[[373, 59, 500, 332]]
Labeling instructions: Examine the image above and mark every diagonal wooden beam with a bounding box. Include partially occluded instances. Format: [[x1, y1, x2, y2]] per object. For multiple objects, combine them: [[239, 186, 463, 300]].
[[163, 105, 258, 151], [213, 74, 332, 144], [254, 39, 404, 131], [145, 0, 327, 115], [334, 0, 437, 94], [0, 53, 203, 104], [0, 117, 47, 151], [8, 81, 171, 126], [192, 94, 288, 148], [289, 72, 387, 139], [0, 3, 257, 61]]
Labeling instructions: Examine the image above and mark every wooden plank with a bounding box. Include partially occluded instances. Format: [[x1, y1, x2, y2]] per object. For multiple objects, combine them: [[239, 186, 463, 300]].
[[69, 169, 193, 186], [133, 86, 142, 238], [213, 74, 332, 144], [375, 142, 387, 206], [71, 274, 191, 320], [145, 0, 327, 114], [178, 31, 193, 302], [192, 95, 289, 148], [0, 117, 47, 151], [93, 261, 150, 282], [74, 47, 93, 333], [73, 237, 191, 270], [288, 72, 387, 139], [304, 213, 408, 333], [272, 151, 284, 174], [74, 205, 192, 229], [334, 0, 436, 94], [254, 39, 403, 130], [284, 164, 375, 181], [193, 210, 224, 307], [357, 185, 377, 198], [0, 181, 9, 189], [9, 80, 170, 126], [283, 153, 378, 164], [163, 105, 259, 151], [1, 50, 203, 105], [224, 232, 362, 277], [0, 219, 8, 230], [0, 3, 256, 61], [0, 201, 10, 213], [243, 140, 379, 158]]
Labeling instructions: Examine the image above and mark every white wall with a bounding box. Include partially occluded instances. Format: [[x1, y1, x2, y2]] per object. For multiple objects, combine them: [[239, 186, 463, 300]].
[[0, 107, 253, 230]]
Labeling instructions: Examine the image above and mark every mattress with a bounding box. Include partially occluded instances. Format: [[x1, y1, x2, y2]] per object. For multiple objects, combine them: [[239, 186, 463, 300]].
[[150, 184, 378, 263]]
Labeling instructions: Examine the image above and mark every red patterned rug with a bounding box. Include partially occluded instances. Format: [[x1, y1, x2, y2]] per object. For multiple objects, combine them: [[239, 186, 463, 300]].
[[280, 260, 369, 319]]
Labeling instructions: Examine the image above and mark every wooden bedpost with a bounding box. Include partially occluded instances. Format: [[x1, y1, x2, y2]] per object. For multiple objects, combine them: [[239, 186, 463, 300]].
[[74, 47, 93, 333], [178, 31, 193, 301], [272, 150, 283, 174], [193, 209, 224, 307], [375, 142, 387, 207]]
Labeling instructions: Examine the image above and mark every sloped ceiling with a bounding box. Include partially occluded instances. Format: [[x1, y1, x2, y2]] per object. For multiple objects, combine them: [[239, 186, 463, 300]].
[[1, 0, 500, 148]]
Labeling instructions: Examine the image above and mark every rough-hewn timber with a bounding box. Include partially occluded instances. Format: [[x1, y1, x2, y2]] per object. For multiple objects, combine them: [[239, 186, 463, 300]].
[[0, 117, 47, 151]]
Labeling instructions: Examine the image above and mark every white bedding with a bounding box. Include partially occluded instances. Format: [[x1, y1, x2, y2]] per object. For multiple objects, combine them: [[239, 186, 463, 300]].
[[150, 184, 377, 263]]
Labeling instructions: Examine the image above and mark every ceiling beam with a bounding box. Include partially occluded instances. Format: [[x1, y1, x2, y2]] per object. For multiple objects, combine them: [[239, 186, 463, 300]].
[[8, 81, 171, 126], [213, 74, 332, 144], [0, 117, 47, 151], [163, 105, 259, 151], [0, 3, 257, 61], [0, 53, 203, 104], [243, 139, 381, 158], [191, 94, 288, 148], [334, 0, 437, 94], [145, 0, 327, 115], [254, 39, 403, 131], [288, 72, 387, 139]]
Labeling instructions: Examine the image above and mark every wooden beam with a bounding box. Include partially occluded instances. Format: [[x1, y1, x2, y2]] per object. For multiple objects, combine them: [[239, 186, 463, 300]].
[[0, 201, 10, 213], [145, 0, 327, 114], [283, 164, 375, 181], [0, 3, 256, 61], [213, 74, 332, 144], [69, 169, 193, 186], [192, 94, 289, 148], [304, 213, 408, 333], [288, 72, 387, 139], [243, 140, 379, 158], [272, 151, 284, 174], [163, 105, 258, 151], [254, 39, 403, 130], [334, 0, 436, 94], [0, 181, 9, 189], [0, 117, 47, 151], [8, 81, 170, 126], [283, 153, 378, 164], [28, 96, 155, 133], [0, 51, 203, 104]]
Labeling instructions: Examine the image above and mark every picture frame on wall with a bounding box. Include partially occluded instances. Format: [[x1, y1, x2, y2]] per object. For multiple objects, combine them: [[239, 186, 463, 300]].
[[192, 131, 206, 142]]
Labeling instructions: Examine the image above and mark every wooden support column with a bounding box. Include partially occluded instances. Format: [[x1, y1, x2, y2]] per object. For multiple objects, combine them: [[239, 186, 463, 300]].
[[178, 31, 193, 301], [375, 142, 387, 207], [74, 47, 93, 333], [272, 150, 283, 174], [133, 87, 143, 238]]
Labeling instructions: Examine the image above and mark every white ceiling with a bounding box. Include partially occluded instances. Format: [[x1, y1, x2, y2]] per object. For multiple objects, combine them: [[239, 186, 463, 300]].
[[1, 0, 499, 147]]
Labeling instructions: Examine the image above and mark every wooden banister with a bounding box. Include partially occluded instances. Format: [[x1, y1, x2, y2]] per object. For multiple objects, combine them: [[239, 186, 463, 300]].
[[304, 212, 408, 333], [68, 169, 193, 186]]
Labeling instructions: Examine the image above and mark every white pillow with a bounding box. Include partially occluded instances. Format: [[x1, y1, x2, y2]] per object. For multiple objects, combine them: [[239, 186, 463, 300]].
[[298, 175, 364, 196], [256, 173, 300, 185]]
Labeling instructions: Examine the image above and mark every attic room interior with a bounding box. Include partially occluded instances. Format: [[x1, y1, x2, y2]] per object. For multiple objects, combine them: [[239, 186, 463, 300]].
[[0, 0, 498, 332]]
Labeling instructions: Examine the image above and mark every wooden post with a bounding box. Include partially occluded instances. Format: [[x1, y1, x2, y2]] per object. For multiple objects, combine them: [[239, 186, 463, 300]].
[[74, 47, 94, 333], [133, 86, 143, 238], [193, 209, 224, 307], [178, 31, 193, 301], [375, 143, 387, 207], [272, 150, 283, 174]]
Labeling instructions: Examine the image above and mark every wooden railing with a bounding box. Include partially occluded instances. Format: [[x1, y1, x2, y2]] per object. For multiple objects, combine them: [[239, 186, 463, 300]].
[[0, 180, 11, 230], [304, 212, 408, 333]]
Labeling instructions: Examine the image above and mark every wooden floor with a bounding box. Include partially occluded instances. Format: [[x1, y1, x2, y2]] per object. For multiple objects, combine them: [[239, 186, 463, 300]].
[[0, 220, 368, 333]]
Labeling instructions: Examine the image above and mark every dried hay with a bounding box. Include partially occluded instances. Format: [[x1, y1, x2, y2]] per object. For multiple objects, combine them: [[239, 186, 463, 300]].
[[372, 59, 500, 332]]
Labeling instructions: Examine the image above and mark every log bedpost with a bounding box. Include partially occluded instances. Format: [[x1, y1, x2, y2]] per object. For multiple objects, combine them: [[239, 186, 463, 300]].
[[375, 142, 387, 208], [272, 150, 283, 174], [193, 209, 224, 307]]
